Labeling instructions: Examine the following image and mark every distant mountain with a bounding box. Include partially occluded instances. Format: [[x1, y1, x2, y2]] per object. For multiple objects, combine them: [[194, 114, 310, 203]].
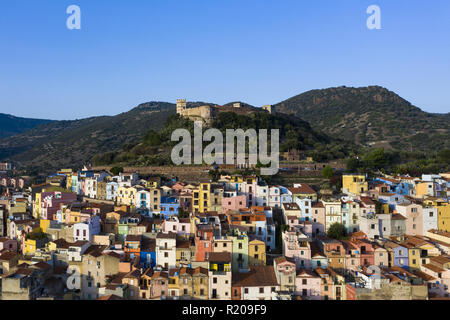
[[0, 102, 176, 170], [274, 86, 450, 152], [0, 113, 54, 139]]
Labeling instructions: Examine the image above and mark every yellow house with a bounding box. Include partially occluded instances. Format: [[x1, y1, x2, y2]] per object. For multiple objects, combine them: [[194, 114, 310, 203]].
[[46, 241, 57, 252], [424, 199, 450, 232], [33, 192, 42, 219], [146, 179, 160, 188], [415, 182, 434, 198], [117, 186, 137, 207], [168, 271, 181, 296], [9, 199, 27, 215], [405, 244, 420, 270], [24, 239, 37, 255], [66, 175, 72, 190], [248, 239, 266, 266], [40, 219, 51, 233], [342, 174, 368, 195], [209, 260, 231, 272], [437, 202, 450, 232], [380, 203, 390, 214], [193, 183, 211, 213], [230, 175, 245, 183]]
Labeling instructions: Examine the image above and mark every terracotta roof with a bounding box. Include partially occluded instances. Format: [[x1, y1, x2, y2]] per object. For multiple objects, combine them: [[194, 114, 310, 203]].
[[391, 213, 407, 221], [125, 235, 142, 242], [429, 255, 450, 266], [97, 294, 124, 300], [288, 184, 316, 194], [208, 252, 231, 263], [193, 267, 208, 275], [296, 269, 319, 277], [53, 238, 71, 249], [310, 242, 326, 258], [31, 261, 52, 271], [156, 232, 177, 239], [232, 266, 278, 287], [312, 202, 324, 208], [0, 251, 18, 261]]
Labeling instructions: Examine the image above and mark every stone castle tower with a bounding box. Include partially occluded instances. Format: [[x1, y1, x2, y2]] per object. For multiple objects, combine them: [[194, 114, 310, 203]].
[[262, 105, 275, 114], [176, 99, 214, 125], [176, 99, 187, 115]]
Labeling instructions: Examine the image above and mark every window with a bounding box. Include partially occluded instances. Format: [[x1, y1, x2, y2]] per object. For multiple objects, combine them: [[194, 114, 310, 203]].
[[213, 277, 217, 284], [244, 288, 249, 294], [302, 279, 307, 285], [259, 287, 264, 294]]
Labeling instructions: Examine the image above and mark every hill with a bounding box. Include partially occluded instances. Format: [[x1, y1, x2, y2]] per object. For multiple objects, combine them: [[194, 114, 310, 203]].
[[274, 86, 450, 152], [0, 113, 54, 139], [0, 102, 176, 170], [92, 111, 353, 167]]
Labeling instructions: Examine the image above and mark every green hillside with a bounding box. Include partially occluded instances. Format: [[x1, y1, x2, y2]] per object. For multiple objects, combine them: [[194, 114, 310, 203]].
[[274, 86, 450, 152], [0, 113, 54, 139]]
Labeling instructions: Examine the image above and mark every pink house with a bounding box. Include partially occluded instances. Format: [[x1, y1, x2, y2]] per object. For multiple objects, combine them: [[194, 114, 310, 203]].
[[171, 182, 185, 195], [0, 237, 17, 252], [286, 217, 313, 239], [396, 203, 423, 236], [311, 202, 326, 236], [295, 269, 322, 300], [282, 230, 312, 270], [162, 217, 191, 237], [222, 195, 247, 214]]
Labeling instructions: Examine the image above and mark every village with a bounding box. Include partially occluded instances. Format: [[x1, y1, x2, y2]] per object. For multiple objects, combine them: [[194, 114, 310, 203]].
[[0, 162, 449, 300]]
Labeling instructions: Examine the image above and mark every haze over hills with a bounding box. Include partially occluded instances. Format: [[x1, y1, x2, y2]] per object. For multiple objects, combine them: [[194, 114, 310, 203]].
[[0, 86, 448, 171], [274, 86, 450, 152], [0, 113, 54, 139]]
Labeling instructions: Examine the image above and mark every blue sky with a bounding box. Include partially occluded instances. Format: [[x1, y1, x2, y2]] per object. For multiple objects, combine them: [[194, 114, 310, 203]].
[[1, 0, 449, 120]]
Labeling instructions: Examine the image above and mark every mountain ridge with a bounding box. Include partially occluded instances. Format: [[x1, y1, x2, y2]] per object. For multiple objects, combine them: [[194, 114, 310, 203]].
[[1, 86, 448, 171]]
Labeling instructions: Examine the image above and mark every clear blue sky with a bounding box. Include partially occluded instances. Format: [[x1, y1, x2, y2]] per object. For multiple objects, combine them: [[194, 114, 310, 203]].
[[1, 0, 449, 120]]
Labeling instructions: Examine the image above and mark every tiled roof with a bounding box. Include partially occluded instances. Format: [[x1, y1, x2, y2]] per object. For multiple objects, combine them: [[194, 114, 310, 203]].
[[208, 252, 231, 263], [288, 184, 316, 194], [232, 266, 278, 287]]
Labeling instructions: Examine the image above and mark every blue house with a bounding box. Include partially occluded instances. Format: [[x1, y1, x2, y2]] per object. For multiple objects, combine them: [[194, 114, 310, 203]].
[[140, 238, 156, 269], [160, 196, 180, 219], [386, 242, 409, 269]]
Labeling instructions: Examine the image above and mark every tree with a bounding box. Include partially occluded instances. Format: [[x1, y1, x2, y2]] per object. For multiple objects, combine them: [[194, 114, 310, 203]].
[[438, 149, 450, 163], [110, 166, 124, 176], [322, 165, 333, 179], [346, 157, 360, 173], [327, 223, 347, 240], [362, 148, 391, 171]]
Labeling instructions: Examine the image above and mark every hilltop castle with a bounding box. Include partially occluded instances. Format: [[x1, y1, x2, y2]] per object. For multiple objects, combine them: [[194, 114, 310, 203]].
[[176, 99, 276, 126], [176, 99, 216, 125]]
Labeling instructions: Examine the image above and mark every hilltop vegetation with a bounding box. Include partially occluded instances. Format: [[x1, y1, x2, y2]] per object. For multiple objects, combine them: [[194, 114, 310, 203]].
[[0, 113, 54, 139], [275, 86, 450, 152], [0, 102, 176, 171], [92, 112, 355, 167]]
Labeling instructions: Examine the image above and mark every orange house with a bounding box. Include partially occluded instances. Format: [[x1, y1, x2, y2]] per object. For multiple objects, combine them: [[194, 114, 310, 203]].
[[124, 235, 142, 262]]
